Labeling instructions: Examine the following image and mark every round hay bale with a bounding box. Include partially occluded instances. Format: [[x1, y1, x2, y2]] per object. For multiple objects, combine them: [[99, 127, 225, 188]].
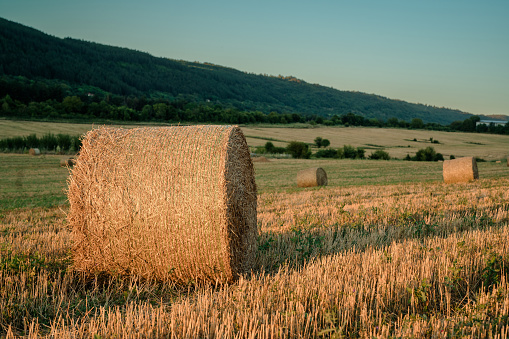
[[28, 148, 40, 156], [60, 158, 76, 168], [296, 167, 328, 187], [67, 126, 257, 284], [443, 157, 479, 184]]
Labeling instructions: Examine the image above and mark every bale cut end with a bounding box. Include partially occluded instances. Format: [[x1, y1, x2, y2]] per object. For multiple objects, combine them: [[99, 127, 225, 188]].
[[67, 125, 257, 284], [443, 157, 479, 184], [297, 167, 328, 187]]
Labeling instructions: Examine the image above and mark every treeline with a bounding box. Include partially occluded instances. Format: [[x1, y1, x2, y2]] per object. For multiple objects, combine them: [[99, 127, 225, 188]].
[[1, 77, 508, 135], [0, 17, 477, 125], [0, 133, 81, 153]]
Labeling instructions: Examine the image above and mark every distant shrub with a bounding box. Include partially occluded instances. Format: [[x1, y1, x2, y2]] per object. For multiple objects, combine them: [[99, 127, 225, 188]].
[[409, 146, 444, 162], [264, 142, 275, 153], [343, 145, 357, 159], [287, 141, 311, 159], [369, 150, 390, 160], [356, 147, 365, 159], [315, 148, 339, 158]]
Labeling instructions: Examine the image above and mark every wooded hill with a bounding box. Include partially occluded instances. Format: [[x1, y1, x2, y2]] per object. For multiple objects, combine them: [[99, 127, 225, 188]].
[[0, 17, 475, 125]]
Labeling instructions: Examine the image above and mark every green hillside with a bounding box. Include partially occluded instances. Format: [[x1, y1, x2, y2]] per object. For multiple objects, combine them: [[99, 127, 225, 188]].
[[0, 17, 474, 124]]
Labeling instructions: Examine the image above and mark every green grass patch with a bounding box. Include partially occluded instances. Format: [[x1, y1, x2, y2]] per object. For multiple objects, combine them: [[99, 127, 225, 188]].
[[0, 154, 70, 211]]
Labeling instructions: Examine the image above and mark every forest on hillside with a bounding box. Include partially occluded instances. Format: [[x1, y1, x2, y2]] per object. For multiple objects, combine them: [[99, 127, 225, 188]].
[[2, 74, 509, 136], [0, 17, 478, 125]]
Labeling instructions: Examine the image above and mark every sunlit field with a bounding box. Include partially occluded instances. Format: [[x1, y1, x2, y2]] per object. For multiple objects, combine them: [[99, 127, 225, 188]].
[[1, 153, 508, 337], [0, 125, 508, 337]]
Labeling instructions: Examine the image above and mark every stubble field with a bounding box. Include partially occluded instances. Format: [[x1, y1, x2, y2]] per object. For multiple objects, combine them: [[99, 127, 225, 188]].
[[0, 121, 508, 338]]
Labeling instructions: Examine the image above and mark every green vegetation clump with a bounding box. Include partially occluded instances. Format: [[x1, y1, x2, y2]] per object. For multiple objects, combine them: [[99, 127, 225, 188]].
[[406, 146, 444, 162], [314, 137, 330, 148], [369, 149, 391, 160], [0, 133, 81, 153], [314, 145, 365, 159], [286, 141, 311, 159], [314, 149, 338, 158]]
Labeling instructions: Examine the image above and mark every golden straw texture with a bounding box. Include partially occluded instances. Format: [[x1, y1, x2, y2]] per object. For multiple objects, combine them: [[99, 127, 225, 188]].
[[443, 156, 479, 184], [296, 167, 328, 187], [67, 125, 257, 284]]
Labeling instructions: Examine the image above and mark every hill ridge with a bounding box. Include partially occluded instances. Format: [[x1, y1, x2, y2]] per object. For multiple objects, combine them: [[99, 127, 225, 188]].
[[0, 16, 477, 124]]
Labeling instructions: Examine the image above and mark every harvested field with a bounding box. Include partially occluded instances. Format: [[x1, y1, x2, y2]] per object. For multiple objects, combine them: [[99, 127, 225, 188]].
[[0, 138, 508, 337]]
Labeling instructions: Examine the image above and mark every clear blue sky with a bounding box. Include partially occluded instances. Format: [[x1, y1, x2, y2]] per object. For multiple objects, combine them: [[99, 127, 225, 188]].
[[1, 0, 508, 116]]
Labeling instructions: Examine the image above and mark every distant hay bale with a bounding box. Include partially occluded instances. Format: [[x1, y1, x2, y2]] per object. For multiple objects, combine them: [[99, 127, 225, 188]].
[[67, 125, 257, 284], [443, 157, 479, 184], [60, 158, 76, 168], [252, 156, 270, 163], [297, 167, 328, 187], [28, 148, 40, 156]]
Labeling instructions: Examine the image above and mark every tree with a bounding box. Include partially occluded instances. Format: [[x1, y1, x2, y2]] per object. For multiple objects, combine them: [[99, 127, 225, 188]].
[[315, 148, 338, 158], [410, 118, 424, 129], [264, 141, 275, 153], [314, 137, 323, 148], [412, 146, 443, 161], [343, 145, 357, 159], [153, 103, 168, 120], [62, 96, 83, 113], [369, 149, 390, 160], [287, 141, 311, 159]]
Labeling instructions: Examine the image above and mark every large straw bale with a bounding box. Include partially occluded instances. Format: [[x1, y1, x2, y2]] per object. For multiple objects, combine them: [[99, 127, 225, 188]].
[[67, 126, 257, 284], [296, 167, 328, 187], [443, 157, 479, 184], [28, 148, 40, 156]]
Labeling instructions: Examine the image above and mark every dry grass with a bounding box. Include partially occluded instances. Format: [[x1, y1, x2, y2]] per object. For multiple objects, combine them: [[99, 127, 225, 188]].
[[242, 126, 509, 160], [1, 174, 509, 337], [68, 126, 257, 284]]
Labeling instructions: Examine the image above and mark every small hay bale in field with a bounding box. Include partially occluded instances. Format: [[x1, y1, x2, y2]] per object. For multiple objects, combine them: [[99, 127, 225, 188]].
[[28, 148, 40, 156], [443, 157, 479, 184], [252, 156, 270, 163], [60, 158, 76, 168], [67, 125, 257, 284], [296, 167, 328, 187]]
